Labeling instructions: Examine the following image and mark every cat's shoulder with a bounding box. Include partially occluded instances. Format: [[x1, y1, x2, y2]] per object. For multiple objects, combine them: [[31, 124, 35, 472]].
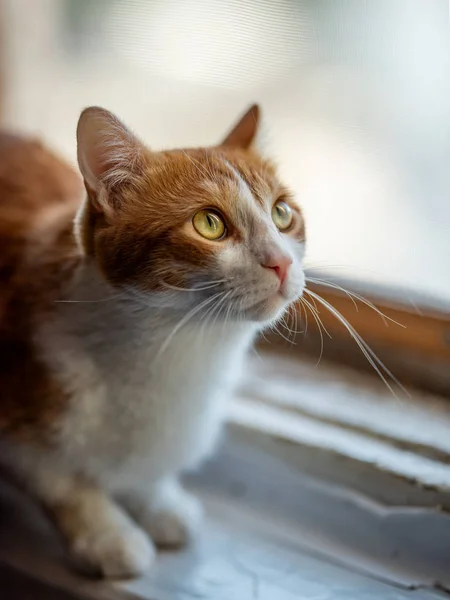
[[0, 132, 84, 314]]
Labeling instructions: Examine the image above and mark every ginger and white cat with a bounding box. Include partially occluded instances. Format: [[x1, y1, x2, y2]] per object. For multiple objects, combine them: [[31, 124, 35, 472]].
[[0, 106, 305, 578]]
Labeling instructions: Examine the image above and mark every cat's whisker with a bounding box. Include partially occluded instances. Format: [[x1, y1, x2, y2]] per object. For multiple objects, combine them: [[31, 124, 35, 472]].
[[200, 289, 231, 337], [213, 291, 232, 329], [277, 313, 298, 344], [304, 289, 409, 398], [305, 276, 405, 328], [298, 298, 309, 337], [293, 303, 301, 338], [288, 303, 304, 337], [198, 295, 220, 342], [55, 293, 128, 304], [305, 263, 424, 317], [259, 329, 270, 344], [193, 278, 228, 288], [209, 292, 232, 338], [270, 322, 295, 345], [305, 287, 320, 314], [300, 296, 326, 365], [306, 276, 359, 311], [287, 311, 299, 342], [302, 295, 332, 339], [286, 306, 297, 341], [160, 280, 226, 293], [223, 294, 235, 333], [156, 291, 226, 359]]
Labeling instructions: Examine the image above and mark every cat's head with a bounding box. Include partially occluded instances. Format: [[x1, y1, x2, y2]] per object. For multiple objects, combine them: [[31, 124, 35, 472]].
[[75, 105, 305, 325]]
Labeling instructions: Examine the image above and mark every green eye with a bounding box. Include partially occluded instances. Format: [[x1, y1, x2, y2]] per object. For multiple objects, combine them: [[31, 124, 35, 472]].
[[272, 200, 293, 231], [193, 210, 226, 240]]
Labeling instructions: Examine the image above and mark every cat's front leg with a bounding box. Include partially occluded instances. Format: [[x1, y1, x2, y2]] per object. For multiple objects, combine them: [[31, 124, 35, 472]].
[[22, 467, 155, 578], [120, 476, 203, 549], [52, 485, 155, 577]]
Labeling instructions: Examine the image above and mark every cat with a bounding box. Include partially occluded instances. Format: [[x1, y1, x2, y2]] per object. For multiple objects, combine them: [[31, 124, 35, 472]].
[[0, 105, 306, 578]]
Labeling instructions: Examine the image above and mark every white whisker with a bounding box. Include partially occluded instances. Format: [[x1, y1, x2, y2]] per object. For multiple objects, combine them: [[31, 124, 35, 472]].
[[298, 298, 309, 337], [156, 292, 225, 359], [305, 289, 409, 398], [271, 322, 295, 345], [301, 296, 326, 365], [278, 313, 298, 344], [160, 279, 226, 293], [306, 277, 405, 328], [302, 295, 332, 339], [55, 293, 128, 304]]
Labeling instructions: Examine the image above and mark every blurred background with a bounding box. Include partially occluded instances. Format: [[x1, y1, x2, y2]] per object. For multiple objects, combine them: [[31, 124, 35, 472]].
[[0, 0, 449, 301]]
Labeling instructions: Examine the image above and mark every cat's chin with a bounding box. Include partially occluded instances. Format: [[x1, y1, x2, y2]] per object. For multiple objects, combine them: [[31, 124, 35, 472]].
[[242, 291, 296, 326]]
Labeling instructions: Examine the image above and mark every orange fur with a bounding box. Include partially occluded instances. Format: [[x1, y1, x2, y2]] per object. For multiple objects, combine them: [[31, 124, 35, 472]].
[[0, 133, 83, 441]]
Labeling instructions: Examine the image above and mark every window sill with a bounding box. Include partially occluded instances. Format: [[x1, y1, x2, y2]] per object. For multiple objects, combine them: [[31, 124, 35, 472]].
[[1, 350, 449, 599], [235, 349, 450, 499]]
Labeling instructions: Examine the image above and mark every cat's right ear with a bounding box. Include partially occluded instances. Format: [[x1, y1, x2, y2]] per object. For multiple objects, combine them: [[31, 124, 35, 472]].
[[76, 107, 145, 214]]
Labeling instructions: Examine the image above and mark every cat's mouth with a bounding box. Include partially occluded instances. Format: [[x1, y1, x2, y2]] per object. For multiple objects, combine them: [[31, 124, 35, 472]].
[[231, 284, 304, 324], [176, 271, 305, 324]]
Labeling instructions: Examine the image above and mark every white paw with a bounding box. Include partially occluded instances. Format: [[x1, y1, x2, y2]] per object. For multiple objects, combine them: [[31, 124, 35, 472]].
[[69, 523, 155, 579], [145, 489, 203, 549]]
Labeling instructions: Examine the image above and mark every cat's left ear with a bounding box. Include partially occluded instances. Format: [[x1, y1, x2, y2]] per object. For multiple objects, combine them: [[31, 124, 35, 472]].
[[77, 106, 145, 213], [219, 104, 266, 154]]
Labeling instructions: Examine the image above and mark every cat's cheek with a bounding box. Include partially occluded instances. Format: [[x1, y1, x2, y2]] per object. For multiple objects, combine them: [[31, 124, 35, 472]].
[[215, 242, 246, 278], [283, 266, 306, 303]]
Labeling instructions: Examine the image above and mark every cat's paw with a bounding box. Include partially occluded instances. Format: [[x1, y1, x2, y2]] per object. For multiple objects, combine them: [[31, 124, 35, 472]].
[[141, 486, 203, 549], [69, 522, 155, 579]]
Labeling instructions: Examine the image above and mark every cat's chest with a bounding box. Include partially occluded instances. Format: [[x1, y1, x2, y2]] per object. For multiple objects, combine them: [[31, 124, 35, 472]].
[[103, 323, 247, 405], [55, 320, 254, 481]]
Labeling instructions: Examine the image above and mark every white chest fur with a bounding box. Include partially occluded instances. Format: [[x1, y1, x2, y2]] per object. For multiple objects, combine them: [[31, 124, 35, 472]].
[[37, 298, 256, 492]]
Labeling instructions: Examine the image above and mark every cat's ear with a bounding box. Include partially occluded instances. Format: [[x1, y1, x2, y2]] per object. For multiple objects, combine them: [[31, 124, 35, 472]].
[[77, 107, 145, 213], [220, 104, 266, 154]]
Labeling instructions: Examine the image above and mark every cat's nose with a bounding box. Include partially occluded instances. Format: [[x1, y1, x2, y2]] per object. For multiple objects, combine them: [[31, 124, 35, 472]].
[[262, 255, 293, 284]]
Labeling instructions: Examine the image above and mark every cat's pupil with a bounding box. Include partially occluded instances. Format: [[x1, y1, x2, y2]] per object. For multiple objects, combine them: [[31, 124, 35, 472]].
[[207, 214, 215, 229]]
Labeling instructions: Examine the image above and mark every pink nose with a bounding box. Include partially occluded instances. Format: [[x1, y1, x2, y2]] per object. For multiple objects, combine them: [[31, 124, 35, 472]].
[[262, 255, 293, 284]]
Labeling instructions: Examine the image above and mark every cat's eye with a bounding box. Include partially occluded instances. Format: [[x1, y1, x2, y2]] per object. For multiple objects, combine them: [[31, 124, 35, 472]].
[[193, 210, 226, 240], [272, 200, 293, 231]]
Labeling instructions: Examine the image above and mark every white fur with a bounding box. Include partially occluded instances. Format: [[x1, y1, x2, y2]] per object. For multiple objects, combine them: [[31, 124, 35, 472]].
[[37, 287, 255, 490], [223, 158, 259, 214]]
